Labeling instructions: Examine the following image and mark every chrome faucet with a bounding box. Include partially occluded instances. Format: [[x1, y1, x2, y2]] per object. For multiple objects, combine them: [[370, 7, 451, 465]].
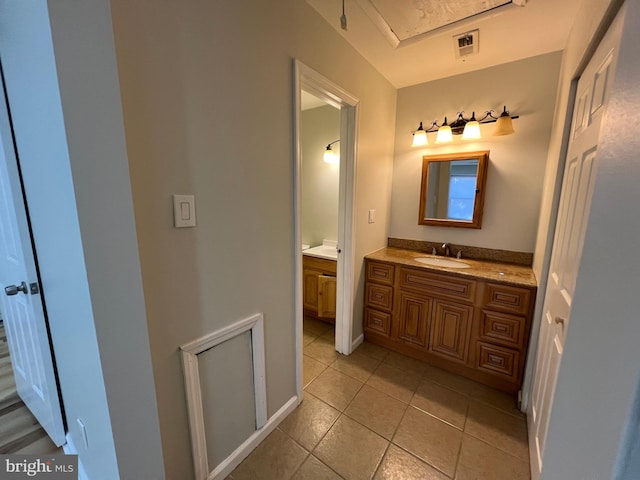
[[441, 243, 451, 257]]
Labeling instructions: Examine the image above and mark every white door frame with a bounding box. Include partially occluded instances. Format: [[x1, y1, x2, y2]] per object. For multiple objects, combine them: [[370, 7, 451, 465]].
[[293, 60, 359, 398]]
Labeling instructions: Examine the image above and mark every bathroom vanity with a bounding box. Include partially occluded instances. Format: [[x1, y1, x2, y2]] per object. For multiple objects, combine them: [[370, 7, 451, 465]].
[[363, 247, 537, 393], [303, 253, 337, 323]]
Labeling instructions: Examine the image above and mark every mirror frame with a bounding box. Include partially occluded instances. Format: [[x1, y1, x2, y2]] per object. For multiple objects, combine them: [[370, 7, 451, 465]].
[[418, 150, 489, 229]]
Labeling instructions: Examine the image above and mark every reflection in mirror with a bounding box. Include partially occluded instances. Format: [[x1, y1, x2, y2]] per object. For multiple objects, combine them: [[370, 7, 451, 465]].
[[419, 151, 489, 229]]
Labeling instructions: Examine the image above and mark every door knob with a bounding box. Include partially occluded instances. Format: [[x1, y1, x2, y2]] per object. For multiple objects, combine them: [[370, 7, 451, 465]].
[[4, 282, 28, 296], [4, 282, 28, 297], [554, 316, 566, 326]]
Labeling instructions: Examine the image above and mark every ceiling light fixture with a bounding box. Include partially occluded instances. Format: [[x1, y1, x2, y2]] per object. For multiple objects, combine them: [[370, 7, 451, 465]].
[[411, 106, 519, 146], [323, 139, 340, 164], [340, 0, 347, 30]]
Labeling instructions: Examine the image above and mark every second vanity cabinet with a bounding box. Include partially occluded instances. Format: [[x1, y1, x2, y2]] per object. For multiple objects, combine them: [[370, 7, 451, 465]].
[[303, 255, 337, 322], [364, 253, 536, 393]]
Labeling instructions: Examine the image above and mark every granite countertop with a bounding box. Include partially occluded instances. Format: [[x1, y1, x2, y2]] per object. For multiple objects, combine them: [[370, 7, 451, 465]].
[[365, 247, 537, 288]]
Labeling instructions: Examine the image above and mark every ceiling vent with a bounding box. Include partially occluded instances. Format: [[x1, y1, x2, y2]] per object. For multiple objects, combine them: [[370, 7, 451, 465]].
[[453, 30, 479, 61]]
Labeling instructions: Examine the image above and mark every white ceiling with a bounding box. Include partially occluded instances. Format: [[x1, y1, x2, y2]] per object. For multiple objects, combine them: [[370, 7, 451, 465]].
[[306, 0, 583, 88]]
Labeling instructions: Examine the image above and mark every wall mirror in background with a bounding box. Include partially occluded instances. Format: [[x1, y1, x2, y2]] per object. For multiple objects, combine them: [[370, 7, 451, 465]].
[[418, 151, 489, 229]]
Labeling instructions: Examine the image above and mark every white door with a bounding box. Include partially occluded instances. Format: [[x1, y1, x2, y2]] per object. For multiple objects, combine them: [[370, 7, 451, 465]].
[[0, 72, 66, 446], [528, 11, 623, 479]]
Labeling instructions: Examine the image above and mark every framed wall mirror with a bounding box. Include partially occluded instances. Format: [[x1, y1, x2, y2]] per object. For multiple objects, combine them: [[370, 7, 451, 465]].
[[418, 151, 489, 229]]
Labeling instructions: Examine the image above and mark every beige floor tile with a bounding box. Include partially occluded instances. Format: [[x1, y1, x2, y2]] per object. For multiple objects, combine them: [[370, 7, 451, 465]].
[[314, 416, 388, 480], [304, 355, 328, 387], [305, 339, 340, 366], [279, 393, 340, 451], [383, 351, 428, 376], [421, 364, 479, 396], [466, 383, 522, 417], [411, 380, 469, 430], [354, 341, 390, 361], [345, 385, 407, 439], [456, 434, 530, 480], [374, 444, 450, 480], [320, 328, 336, 342], [306, 367, 363, 411], [292, 455, 343, 480], [464, 402, 528, 461], [366, 363, 422, 403], [393, 407, 463, 477], [304, 317, 333, 336], [331, 351, 381, 382], [230, 428, 308, 480], [304, 331, 320, 346]]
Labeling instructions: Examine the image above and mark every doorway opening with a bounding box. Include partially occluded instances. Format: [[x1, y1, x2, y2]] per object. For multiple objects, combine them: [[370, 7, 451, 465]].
[[294, 60, 359, 398]]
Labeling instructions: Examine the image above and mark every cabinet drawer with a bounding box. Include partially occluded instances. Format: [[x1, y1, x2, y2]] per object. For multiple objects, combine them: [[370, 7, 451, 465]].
[[483, 283, 532, 315], [366, 261, 395, 286], [476, 342, 520, 382], [303, 255, 337, 274], [365, 283, 393, 311], [399, 267, 476, 303], [364, 308, 391, 337], [480, 310, 525, 348]]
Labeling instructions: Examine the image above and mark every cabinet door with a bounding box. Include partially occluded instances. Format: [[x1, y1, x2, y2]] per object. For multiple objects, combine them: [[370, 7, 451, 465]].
[[429, 299, 472, 363], [318, 275, 337, 319], [303, 268, 320, 311], [397, 291, 431, 348]]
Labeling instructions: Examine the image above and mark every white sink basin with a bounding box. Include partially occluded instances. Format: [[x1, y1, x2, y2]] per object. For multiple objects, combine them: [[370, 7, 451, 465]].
[[414, 257, 471, 269]]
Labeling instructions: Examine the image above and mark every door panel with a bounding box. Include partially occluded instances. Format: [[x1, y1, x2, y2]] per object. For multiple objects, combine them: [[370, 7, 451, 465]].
[[0, 71, 65, 446], [529, 13, 622, 479], [429, 299, 472, 363], [318, 275, 336, 319], [397, 291, 431, 347]]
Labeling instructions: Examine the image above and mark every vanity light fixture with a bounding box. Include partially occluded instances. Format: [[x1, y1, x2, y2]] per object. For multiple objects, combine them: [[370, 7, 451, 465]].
[[411, 106, 519, 146], [435, 117, 453, 144], [493, 106, 516, 136], [323, 139, 340, 164], [461, 112, 481, 140], [411, 122, 428, 146]]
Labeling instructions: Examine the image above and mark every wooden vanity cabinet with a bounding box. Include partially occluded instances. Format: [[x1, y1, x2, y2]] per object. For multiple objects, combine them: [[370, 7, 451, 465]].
[[303, 256, 337, 322], [363, 259, 536, 393]]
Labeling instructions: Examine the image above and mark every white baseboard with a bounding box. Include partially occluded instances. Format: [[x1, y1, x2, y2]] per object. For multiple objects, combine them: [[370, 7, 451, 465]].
[[351, 333, 364, 352], [211, 395, 300, 479], [63, 434, 88, 480]]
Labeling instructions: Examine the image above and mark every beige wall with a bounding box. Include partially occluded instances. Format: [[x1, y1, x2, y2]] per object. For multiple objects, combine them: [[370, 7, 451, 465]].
[[390, 52, 562, 253], [109, 0, 396, 477], [301, 105, 341, 247]]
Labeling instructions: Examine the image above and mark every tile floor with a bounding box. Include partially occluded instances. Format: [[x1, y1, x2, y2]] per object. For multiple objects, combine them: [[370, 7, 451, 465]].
[[228, 318, 530, 479]]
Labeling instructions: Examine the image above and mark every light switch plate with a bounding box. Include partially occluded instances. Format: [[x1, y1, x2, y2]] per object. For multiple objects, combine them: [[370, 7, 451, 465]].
[[368, 209, 376, 224], [173, 194, 197, 228]]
